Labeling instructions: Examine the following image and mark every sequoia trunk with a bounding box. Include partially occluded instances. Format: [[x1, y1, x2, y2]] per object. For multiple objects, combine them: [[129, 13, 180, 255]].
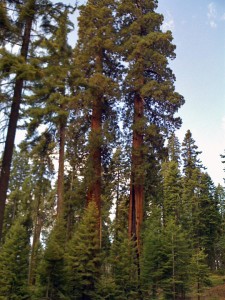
[[129, 94, 144, 254], [87, 98, 102, 242], [86, 53, 103, 243]]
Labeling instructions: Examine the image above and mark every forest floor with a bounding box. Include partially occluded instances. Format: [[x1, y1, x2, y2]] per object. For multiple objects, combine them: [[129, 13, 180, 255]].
[[198, 284, 225, 300], [189, 274, 225, 300]]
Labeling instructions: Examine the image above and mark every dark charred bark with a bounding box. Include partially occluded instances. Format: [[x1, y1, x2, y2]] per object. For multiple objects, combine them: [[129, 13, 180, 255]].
[[0, 0, 36, 241]]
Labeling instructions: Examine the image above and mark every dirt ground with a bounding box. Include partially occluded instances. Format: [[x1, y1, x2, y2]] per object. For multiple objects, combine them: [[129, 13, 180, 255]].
[[195, 284, 225, 300]]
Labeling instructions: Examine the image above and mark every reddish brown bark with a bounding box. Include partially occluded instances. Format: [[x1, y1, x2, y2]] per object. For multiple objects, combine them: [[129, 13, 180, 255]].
[[129, 94, 144, 255], [87, 98, 102, 242], [0, 1, 35, 241], [86, 53, 103, 244]]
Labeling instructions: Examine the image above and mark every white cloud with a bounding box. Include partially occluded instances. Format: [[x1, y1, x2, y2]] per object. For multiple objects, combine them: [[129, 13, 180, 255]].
[[208, 2, 216, 18], [162, 11, 175, 32], [209, 20, 217, 28], [207, 2, 217, 28]]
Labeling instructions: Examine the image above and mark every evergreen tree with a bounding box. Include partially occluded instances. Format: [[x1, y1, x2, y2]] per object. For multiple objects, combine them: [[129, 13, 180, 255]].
[[162, 160, 182, 224], [110, 231, 139, 300], [181, 131, 204, 241], [3, 147, 31, 234], [142, 207, 164, 299], [142, 215, 191, 299], [66, 201, 101, 300], [74, 0, 120, 240], [181, 131, 220, 269], [182, 130, 204, 178], [26, 3, 75, 218], [189, 248, 210, 300], [0, 0, 37, 241], [117, 0, 184, 254], [0, 217, 30, 300], [108, 146, 130, 240], [167, 133, 181, 164], [144, 127, 166, 218], [25, 132, 55, 287], [161, 219, 191, 300], [215, 184, 225, 270], [35, 217, 67, 300], [197, 173, 221, 269]]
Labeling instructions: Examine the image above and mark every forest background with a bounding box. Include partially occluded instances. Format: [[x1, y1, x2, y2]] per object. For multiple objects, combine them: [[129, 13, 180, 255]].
[[0, 0, 225, 300]]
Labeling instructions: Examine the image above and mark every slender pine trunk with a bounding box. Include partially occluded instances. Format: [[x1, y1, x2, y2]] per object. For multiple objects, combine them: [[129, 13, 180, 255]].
[[57, 111, 66, 217], [172, 232, 176, 300], [0, 1, 35, 241], [66, 169, 74, 240], [115, 167, 120, 240], [28, 200, 43, 286]]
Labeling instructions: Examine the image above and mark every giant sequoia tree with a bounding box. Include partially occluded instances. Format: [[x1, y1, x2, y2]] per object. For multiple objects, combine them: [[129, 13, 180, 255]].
[[117, 0, 184, 253], [73, 0, 120, 240]]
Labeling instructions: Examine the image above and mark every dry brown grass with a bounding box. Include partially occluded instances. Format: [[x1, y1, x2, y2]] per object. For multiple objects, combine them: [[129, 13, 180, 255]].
[[187, 284, 225, 300], [202, 284, 225, 300]]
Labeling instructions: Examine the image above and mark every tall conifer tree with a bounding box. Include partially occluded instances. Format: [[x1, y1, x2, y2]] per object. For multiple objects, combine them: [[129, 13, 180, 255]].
[[74, 0, 119, 240], [162, 160, 182, 224], [181, 130, 205, 242], [26, 4, 74, 218], [0, 0, 37, 241], [117, 0, 184, 254], [0, 217, 30, 299], [26, 133, 55, 287], [66, 201, 101, 300]]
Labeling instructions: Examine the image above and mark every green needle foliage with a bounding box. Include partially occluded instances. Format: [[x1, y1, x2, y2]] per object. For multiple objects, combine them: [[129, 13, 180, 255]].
[[162, 160, 182, 224], [110, 231, 139, 299], [189, 248, 210, 299], [118, 0, 185, 133], [35, 218, 67, 300], [142, 215, 191, 299], [0, 217, 30, 300], [66, 201, 101, 300]]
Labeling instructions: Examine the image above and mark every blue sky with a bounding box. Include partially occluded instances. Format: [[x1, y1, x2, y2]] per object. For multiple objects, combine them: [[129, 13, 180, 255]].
[[157, 0, 225, 185]]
